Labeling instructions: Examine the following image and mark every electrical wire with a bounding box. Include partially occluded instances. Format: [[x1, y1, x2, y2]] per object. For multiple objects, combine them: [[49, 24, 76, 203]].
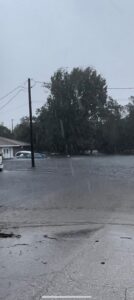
[[0, 85, 26, 102], [35, 80, 134, 91], [0, 89, 23, 112], [35, 82, 134, 90], [6, 103, 28, 113], [0, 100, 46, 115], [34, 80, 43, 84], [1, 79, 134, 113], [34, 80, 51, 88], [108, 87, 134, 90]]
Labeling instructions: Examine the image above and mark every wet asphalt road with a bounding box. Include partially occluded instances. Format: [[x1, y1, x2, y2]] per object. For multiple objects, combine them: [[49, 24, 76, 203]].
[[1, 156, 134, 299]]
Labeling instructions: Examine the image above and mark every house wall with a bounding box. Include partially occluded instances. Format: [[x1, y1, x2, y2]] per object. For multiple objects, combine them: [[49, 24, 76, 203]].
[[0, 146, 30, 159], [1, 147, 13, 159]]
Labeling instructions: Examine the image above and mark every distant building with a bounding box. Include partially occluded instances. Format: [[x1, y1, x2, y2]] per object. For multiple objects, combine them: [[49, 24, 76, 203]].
[[0, 136, 30, 159]]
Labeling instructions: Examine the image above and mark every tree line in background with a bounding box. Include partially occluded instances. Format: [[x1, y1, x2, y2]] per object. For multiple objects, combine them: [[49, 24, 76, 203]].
[[2, 67, 134, 154]]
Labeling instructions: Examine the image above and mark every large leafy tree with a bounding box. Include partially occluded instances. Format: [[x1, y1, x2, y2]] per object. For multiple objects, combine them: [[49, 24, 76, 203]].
[[16, 68, 134, 155], [37, 67, 107, 153]]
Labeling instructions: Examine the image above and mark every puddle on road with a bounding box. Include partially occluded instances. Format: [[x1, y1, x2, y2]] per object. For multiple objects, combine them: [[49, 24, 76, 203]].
[[120, 236, 132, 240], [0, 232, 21, 238], [55, 227, 102, 239]]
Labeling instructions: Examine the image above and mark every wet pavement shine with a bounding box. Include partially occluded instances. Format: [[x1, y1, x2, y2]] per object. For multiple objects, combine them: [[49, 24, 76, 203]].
[[0, 156, 134, 299]]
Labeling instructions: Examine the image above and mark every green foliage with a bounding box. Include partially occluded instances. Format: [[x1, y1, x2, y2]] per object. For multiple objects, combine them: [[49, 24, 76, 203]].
[[13, 67, 134, 155], [36, 67, 107, 153], [13, 117, 30, 143], [96, 98, 123, 153], [0, 125, 12, 138]]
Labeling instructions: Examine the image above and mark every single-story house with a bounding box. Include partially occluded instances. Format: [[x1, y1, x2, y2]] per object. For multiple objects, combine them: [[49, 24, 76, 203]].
[[0, 136, 30, 159]]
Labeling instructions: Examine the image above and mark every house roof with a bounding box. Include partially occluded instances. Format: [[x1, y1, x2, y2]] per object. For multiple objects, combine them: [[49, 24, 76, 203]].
[[0, 136, 30, 147]]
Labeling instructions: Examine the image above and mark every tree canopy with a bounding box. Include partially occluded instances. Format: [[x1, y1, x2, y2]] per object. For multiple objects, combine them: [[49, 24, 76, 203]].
[[36, 67, 107, 154], [0, 124, 12, 139], [12, 67, 134, 155]]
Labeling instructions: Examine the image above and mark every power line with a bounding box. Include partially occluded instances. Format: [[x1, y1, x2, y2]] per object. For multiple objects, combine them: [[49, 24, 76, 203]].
[[1, 103, 28, 114], [0, 85, 26, 102], [108, 87, 134, 90], [0, 100, 46, 115], [34, 80, 43, 84], [0, 89, 23, 112], [34, 80, 51, 88], [35, 80, 134, 91], [34, 80, 134, 90]]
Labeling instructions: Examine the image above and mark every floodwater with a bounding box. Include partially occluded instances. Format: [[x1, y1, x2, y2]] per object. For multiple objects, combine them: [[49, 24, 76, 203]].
[[1, 155, 134, 299], [2, 155, 134, 214]]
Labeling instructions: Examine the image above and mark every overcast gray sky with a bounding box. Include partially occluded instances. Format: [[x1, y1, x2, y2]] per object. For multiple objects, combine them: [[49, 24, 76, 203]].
[[1, 0, 134, 128]]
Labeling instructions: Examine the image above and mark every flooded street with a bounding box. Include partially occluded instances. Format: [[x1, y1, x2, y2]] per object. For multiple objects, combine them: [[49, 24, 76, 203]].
[[1, 155, 134, 225], [1, 156, 134, 299]]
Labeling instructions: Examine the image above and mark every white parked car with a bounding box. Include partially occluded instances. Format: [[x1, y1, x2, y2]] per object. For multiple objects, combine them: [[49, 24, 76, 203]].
[[15, 151, 46, 159], [15, 151, 31, 159], [0, 153, 3, 171]]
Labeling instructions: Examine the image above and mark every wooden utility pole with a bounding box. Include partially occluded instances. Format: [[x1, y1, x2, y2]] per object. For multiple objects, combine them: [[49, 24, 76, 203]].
[[11, 119, 14, 134], [28, 78, 35, 168]]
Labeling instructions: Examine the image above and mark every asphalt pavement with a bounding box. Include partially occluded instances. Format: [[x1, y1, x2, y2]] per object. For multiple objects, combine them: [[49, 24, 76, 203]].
[[1, 156, 134, 299]]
